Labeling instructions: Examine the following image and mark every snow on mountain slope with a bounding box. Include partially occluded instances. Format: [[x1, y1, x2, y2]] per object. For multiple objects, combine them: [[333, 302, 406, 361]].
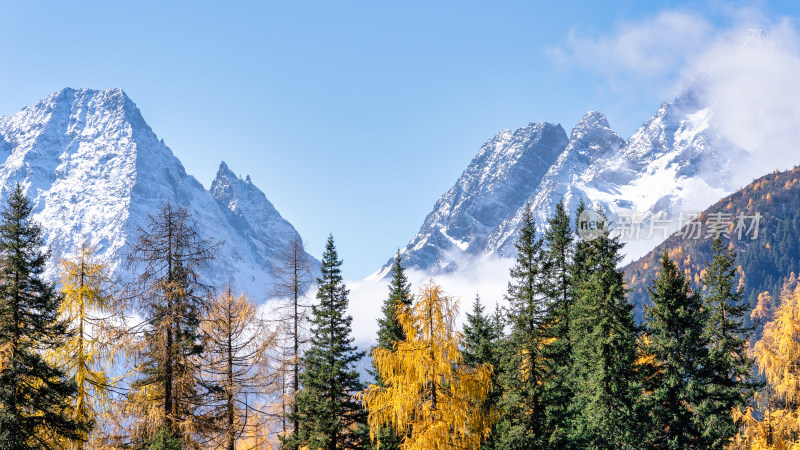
[[0, 88, 317, 299], [391, 122, 569, 274], [385, 90, 757, 275]]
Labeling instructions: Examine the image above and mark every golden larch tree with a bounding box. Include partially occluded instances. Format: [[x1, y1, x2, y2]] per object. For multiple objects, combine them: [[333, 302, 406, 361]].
[[362, 280, 495, 450], [47, 244, 121, 448], [200, 288, 279, 450], [731, 281, 800, 449]]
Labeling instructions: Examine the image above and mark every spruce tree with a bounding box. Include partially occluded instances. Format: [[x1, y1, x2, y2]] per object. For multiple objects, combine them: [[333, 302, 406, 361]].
[[641, 251, 708, 449], [0, 184, 91, 449], [496, 206, 549, 449], [539, 200, 575, 447], [376, 251, 413, 351], [698, 236, 756, 447], [284, 235, 366, 450], [369, 251, 413, 450], [463, 294, 501, 450], [568, 213, 638, 448]]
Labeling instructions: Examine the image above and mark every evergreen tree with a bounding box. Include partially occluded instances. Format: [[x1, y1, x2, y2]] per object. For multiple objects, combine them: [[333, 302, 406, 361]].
[[568, 213, 639, 448], [464, 294, 499, 370], [376, 252, 413, 351], [370, 251, 413, 450], [539, 200, 575, 447], [146, 427, 181, 450], [496, 206, 550, 449], [283, 235, 366, 450], [641, 251, 708, 449], [463, 294, 501, 450], [0, 184, 91, 449], [698, 236, 757, 447]]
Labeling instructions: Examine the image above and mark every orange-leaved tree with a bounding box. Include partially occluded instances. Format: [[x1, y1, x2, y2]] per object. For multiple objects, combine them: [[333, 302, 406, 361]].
[[362, 280, 495, 450], [200, 288, 278, 450]]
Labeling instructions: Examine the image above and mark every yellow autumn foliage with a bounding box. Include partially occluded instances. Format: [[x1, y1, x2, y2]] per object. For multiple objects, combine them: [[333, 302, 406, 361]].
[[731, 283, 800, 448], [200, 289, 279, 449], [47, 244, 120, 448], [362, 280, 495, 450]]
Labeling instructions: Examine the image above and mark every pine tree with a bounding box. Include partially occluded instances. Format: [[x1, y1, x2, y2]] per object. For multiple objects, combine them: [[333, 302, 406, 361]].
[[568, 213, 638, 448], [641, 251, 708, 449], [47, 244, 121, 449], [463, 294, 501, 450], [125, 202, 219, 445], [0, 184, 91, 449], [698, 236, 756, 447], [496, 206, 550, 449], [283, 235, 366, 450], [363, 281, 495, 450], [370, 251, 413, 450]]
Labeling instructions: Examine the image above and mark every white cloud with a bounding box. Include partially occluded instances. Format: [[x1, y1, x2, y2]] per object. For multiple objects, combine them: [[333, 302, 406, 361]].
[[551, 7, 800, 182], [549, 10, 714, 89], [685, 22, 800, 183]]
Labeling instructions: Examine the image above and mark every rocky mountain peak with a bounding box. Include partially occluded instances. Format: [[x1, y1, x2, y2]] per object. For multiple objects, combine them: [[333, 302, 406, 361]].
[[0, 89, 317, 298], [571, 111, 611, 138], [386, 86, 790, 276]]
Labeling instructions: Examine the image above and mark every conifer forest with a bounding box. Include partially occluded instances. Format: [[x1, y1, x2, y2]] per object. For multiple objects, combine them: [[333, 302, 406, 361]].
[[1, 183, 799, 450]]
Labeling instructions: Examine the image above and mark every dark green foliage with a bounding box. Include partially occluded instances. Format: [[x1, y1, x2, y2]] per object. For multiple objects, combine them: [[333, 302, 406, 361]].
[[539, 200, 575, 447], [370, 251, 413, 450], [376, 252, 413, 351], [697, 237, 757, 447], [641, 251, 709, 449], [464, 294, 501, 450], [568, 213, 639, 448], [284, 235, 366, 450], [464, 294, 500, 369], [0, 184, 91, 449], [146, 427, 182, 450], [496, 206, 550, 449]]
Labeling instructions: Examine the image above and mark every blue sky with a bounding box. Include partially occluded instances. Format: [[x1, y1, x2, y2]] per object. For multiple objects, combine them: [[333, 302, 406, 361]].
[[1, 0, 799, 279]]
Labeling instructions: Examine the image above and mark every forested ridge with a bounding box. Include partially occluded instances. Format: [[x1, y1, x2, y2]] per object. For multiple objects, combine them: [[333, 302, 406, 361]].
[[625, 165, 800, 323], [0, 178, 798, 449]]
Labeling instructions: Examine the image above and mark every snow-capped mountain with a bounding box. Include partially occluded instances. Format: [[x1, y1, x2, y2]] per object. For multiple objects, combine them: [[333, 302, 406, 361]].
[[382, 90, 758, 276], [0, 88, 317, 299], [396, 122, 568, 273]]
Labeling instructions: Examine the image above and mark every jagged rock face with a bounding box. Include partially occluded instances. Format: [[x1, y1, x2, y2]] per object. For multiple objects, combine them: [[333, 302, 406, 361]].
[[0, 88, 317, 299], [385, 91, 757, 276], [399, 122, 569, 273], [483, 111, 624, 257]]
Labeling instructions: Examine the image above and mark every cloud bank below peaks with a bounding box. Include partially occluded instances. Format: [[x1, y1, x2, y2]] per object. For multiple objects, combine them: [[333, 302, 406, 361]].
[[347, 255, 514, 348]]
